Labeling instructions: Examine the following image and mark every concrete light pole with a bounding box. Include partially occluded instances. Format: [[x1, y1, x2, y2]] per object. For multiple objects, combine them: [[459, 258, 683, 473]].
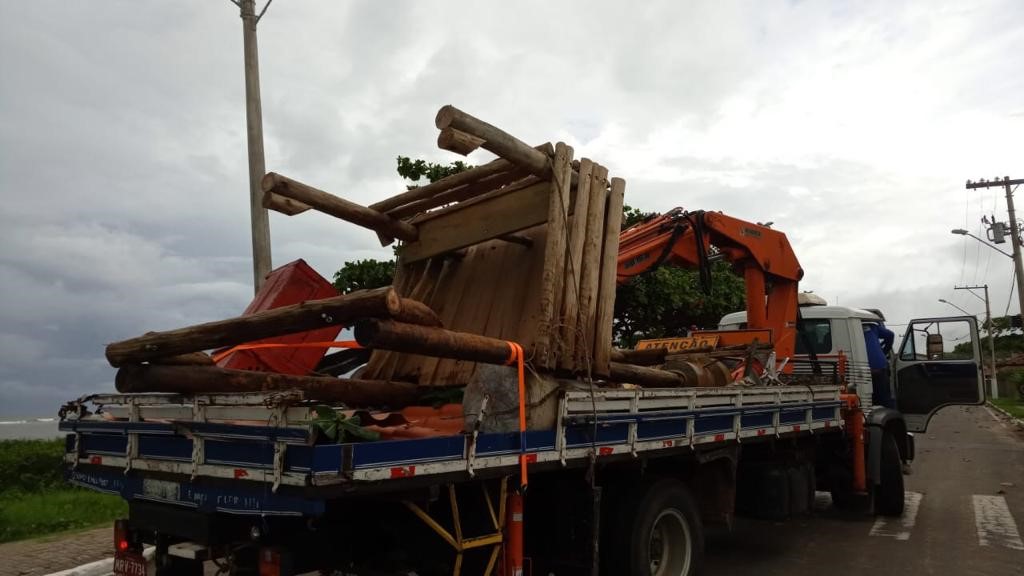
[[964, 176, 1024, 325], [953, 285, 998, 399], [227, 0, 274, 293]]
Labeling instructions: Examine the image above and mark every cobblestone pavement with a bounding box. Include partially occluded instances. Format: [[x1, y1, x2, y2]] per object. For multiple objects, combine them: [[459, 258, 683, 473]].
[[0, 526, 112, 576]]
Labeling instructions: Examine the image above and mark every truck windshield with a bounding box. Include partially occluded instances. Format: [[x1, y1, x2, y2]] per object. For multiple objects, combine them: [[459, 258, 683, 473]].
[[795, 319, 832, 354]]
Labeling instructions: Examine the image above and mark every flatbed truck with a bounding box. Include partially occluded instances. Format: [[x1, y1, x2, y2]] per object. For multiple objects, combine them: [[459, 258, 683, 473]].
[[59, 308, 986, 576]]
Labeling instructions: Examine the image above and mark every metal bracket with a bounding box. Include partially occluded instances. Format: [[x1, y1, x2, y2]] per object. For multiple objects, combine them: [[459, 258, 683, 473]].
[[124, 400, 139, 474], [733, 392, 743, 443], [556, 394, 568, 466], [628, 393, 639, 457], [467, 395, 488, 477], [687, 395, 696, 448], [271, 403, 288, 492], [191, 397, 207, 480]]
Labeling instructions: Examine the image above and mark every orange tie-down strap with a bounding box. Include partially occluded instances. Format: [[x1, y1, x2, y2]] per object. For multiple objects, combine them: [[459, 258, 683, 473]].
[[504, 341, 528, 492], [211, 341, 362, 363]]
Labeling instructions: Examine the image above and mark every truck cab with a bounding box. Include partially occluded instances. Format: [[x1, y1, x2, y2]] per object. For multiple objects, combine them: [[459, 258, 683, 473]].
[[719, 301, 986, 515], [718, 301, 986, 431]]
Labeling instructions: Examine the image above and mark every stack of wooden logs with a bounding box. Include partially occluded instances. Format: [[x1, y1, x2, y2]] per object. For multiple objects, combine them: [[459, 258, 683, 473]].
[[104, 105, 718, 407]]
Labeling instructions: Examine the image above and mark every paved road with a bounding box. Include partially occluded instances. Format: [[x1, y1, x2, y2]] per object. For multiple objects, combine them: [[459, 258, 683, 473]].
[[705, 404, 1024, 576]]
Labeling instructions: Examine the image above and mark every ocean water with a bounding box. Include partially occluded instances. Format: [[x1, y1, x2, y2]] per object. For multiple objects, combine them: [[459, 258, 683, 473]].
[[0, 417, 63, 440]]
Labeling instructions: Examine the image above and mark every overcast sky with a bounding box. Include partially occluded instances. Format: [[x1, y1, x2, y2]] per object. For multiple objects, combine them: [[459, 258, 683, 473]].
[[1, 1, 1022, 416]]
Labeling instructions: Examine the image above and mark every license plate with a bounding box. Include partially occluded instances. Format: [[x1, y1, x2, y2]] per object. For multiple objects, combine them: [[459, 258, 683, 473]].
[[113, 552, 148, 576]]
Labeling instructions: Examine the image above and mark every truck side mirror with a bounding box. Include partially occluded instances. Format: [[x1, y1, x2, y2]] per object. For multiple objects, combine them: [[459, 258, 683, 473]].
[[926, 334, 943, 359]]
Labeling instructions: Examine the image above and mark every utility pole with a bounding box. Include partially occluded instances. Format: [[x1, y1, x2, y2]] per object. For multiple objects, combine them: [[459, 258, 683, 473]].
[[229, 0, 274, 293], [955, 284, 997, 399], [966, 176, 1024, 326]]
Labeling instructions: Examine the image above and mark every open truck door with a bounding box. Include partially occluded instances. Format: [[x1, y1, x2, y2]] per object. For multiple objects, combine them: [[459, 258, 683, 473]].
[[894, 316, 985, 432]]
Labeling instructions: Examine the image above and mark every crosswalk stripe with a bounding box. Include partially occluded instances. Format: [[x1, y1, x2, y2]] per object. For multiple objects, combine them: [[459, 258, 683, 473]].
[[869, 491, 922, 540], [972, 495, 1024, 551]]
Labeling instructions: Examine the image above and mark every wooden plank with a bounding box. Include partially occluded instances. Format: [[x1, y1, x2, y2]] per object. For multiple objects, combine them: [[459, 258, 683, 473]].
[[558, 158, 594, 371], [262, 173, 418, 242], [435, 105, 551, 177], [399, 181, 552, 263], [592, 176, 626, 376], [534, 143, 574, 368], [576, 164, 609, 369]]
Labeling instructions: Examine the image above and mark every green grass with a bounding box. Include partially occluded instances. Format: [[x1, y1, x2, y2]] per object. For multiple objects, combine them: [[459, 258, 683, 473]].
[[0, 489, 126, 543], [991, 397, 1024, 420], [0, 439, 126, 543]]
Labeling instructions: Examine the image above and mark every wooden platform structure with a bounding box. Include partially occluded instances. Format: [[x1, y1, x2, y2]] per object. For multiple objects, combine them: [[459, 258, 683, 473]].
[[105, 105, 726, 402]]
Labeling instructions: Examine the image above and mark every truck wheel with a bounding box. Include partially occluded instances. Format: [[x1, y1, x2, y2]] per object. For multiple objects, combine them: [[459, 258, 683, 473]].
[[614, 478, 704, 576], [875, 431, 905, 517]]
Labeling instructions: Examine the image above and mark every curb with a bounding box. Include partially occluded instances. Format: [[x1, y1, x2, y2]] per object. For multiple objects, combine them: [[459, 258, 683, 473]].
[[45, 547, 154, 576], [986, 401, 1024, 428]]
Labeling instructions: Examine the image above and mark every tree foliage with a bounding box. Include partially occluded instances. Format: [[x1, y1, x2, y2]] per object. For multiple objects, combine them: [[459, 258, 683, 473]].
[[332, 259, 396, 294], [333, 164, 747, 346], [396, 156, 473, 189]]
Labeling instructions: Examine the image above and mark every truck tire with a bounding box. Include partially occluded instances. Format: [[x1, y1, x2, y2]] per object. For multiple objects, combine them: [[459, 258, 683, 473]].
[[875, 431, 905, 517], [610, 478, 704, 576]]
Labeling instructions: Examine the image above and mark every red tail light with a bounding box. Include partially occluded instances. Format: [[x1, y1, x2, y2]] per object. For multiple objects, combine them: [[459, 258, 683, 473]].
[[114, 519, 136, 553], [259, 547, 292, 576]]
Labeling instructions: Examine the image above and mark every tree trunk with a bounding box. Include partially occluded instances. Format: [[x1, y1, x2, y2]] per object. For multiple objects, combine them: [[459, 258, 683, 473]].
[[354, 319, 513, 366], [262, 172, 418, 243], [393, 298, 443, 327], [434, 105, 551, 178], [106, 288, 399, 367], [592, 177, 626, 375], [608, 362, 688, 388], [115, 364, 418, 406]]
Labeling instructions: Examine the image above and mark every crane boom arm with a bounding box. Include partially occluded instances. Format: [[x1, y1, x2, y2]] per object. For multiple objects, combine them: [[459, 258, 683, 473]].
[[616, 209, 804, 360]]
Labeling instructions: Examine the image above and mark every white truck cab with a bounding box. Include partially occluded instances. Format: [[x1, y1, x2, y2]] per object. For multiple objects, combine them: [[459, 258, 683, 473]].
[[718, 300, 985, 433]]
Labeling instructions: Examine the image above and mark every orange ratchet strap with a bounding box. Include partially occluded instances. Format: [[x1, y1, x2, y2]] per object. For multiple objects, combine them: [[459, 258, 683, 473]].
[[211, 341, 363, 363], [504, 341, 528, 492]]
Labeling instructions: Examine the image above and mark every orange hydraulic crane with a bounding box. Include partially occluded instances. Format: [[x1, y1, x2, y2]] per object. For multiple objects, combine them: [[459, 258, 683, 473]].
[[616, 208, 804, 361]]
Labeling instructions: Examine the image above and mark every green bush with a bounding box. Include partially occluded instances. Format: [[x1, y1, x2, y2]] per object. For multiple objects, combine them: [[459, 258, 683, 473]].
[[0, 439, 127, 542], [0, 439, 66, 494]]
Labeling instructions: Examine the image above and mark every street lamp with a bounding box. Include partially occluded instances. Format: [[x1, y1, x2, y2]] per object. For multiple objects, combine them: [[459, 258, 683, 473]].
[[937, 298, 973, 316], [950, 229, 1014, 258]]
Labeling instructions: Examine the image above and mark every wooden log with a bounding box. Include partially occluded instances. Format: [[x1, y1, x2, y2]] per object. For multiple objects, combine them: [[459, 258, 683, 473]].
[[592, 177, 626, 376], [437, 126, 486, 155], [609, 362, 689, 388], [393, 297, 443, 328], [558, 158, 594, 371], [106, 287, 400, 367], [263, 192, 312, 216], [370, 156, 512, 214], [610, 347, 667, 366], [435, 105, 551, 178], [262, 172, 418, 243], [149, 352, 215, 366], [534, 142, 574, 368], [354, 319, 512, 366], [115, 364, 418, 406], [576, 164, 609, 368], [387, 170, 535, 220]]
